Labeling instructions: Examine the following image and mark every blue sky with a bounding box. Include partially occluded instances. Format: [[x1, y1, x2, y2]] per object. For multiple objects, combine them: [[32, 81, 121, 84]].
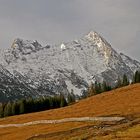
[[0, 0, 140, 60]]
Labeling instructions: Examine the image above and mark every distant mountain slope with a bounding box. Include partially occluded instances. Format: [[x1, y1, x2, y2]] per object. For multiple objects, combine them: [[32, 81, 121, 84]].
[[0, 64, 39, 102], [0, 31, 140, 101]]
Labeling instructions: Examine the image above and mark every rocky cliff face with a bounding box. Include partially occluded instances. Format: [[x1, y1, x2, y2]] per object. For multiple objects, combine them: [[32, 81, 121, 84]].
[[0, 31, 140, 102]]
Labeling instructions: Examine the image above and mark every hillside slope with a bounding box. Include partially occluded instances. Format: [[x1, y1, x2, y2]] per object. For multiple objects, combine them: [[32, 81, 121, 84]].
[[0, 84, 140, 140]]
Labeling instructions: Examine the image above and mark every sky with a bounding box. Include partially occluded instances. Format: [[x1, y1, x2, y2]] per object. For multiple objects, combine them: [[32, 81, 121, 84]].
[[0, 0, 140, 60]]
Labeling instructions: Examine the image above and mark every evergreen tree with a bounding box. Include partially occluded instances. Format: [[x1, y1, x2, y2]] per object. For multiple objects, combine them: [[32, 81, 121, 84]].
[[25, 98, 34, 113], [134, 71, 138, 83], [122, 74, 129, 86], [19, 100, 25, 114], [48, 97, 54, 109], [11, 102, 16, 115], [102, 81, 107, 92], [15, 102, 20, 115], [95, 81, 102, 94], [60, 94, 67, 107], [44, 97, 50, 109], [0, 103, 4, 118], [67, 89, 75, 104], [38, 98, 44, 111], [134, 71, 140, 83], [98, 83, 102, 93], [102, 81, 112, 92], [88, 82, 95, 96], [106, 85, 112, 91], [116, 77, 122, 88], [4, 102, 12, 117]]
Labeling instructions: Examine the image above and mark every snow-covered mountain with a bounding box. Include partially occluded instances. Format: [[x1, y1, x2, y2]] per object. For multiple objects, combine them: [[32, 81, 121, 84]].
[[0, 31, 140, 102]]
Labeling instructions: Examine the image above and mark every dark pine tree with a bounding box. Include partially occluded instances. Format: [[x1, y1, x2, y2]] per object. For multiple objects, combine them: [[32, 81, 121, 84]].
[[0, 103, 4, 118], [116, 77, 122, 88], [88, 82, 95, 97], [102, 81, 112, 92], [60, 94, 67, 107], [95, 81, 102, 94], [4, 102, 12, 117], [102, 81, 107, 92], [11, 101, 16, 115], [19, 100, 25, 114], [134, 71, 140, 83], [67, 89, 76, 104], [122, 74, 129, 86]]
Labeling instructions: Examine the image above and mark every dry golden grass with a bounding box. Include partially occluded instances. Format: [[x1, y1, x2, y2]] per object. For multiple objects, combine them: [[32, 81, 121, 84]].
[[94, 124, 140, 140], [0, 122, 96, 140], [0, 83, 140, 140]]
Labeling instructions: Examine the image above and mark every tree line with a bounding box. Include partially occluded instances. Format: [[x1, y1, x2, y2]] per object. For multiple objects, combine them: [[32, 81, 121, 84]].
[[88, 71, 140, 97], [0, 94, 75, 118], [88, 81, 112, 97]]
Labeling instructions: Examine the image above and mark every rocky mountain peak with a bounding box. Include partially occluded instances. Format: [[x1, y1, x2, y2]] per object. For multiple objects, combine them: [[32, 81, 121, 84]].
[[85, 30, 110, 47], [11, 38, 43, 55], [85, 31, 99, 39], [83, 31, 114, 65]]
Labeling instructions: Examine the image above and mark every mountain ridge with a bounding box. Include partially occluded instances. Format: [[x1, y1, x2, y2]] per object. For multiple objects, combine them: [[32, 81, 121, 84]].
[[0, 31, 140, 101]]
